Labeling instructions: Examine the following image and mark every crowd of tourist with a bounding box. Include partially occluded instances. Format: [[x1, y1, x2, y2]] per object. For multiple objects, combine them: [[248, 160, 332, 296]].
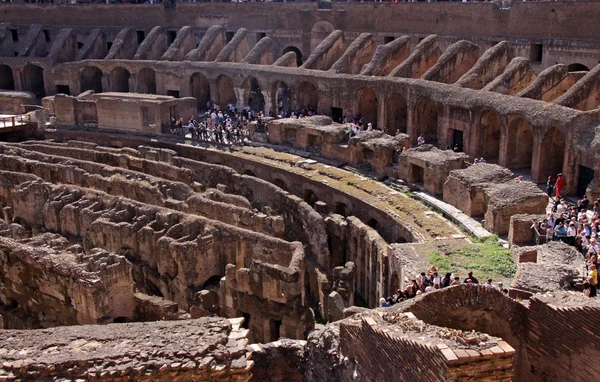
[[168, 101, 323, 144], [529, 173, 600, 297], [379, 269, 508, 307]]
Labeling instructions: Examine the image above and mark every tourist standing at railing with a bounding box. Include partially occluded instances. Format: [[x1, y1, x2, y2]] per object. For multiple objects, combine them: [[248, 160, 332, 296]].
[[589, 264, 598, 297]]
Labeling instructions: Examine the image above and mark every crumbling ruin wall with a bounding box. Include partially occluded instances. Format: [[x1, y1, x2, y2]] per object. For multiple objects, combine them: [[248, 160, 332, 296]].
[[0, 172, 311, 333], [0, 235, 135, 328], [0, 317, 253, 381]]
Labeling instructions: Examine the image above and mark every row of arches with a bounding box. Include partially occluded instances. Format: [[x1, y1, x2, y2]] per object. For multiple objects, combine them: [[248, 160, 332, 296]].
[[0, 64, 46, 98], [74, 66, 320, 114]]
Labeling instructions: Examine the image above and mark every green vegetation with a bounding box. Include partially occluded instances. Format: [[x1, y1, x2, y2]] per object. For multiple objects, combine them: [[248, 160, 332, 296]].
[[428, 235, 517, 282]]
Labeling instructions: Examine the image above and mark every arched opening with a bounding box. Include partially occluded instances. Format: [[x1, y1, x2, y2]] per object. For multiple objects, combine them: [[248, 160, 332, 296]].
[[202, 275, 222, 290], [334, 202, 350, 217], [567, 63, 589, 72], [146, 279, 163, 297], [414, 97, 438, 143], [137, 67, 156, 94], [272, 178, 287, 191], [217, 74, 236, 110], [113, 317, 130, 323], [191, 72, 210, 111], [355, 88, 378, 128], [244, 77, 265, 112], [297, 81, 318, 111], [506, 116, 534, 170], [385, 92, 407, 134], [539, 127, 565, 180], [110, 67, 130, 92], [80, 66, 103, 94], [241, 169, 256, 177], [367, 218, 380, 232], [304, 189, 318, 206], [478, 109, 501, 161], [274, 81, 291, 115], [282, 46, 303, 67], [23, 64, 45, 98], [0, 65, 15, 90]]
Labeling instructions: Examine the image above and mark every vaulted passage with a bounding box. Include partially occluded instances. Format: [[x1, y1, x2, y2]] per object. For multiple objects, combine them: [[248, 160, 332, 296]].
[[274, 81, 291, 115], [539, 127, 565, 180], [80, 66, 103, 94], [244, 77, 265, 112], [217, 74, 236, 110], [567, 63, 589, 72], [414, 97, 438, 143], [23, 64, 45, 98], [297, 81, 318, 111], [137, 68, 156, 94], [110, 67, 130, 93], [385, 92, 407, 134], [506, 116, 533, 170], [477, 109, 501, 161], [355, 88, 378, 128], [0, 65, 15, 90], [190, 73, 210, 111]]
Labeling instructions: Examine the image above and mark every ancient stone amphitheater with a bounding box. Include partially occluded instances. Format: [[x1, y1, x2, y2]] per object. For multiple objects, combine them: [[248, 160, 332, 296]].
[[1, 1, 600, 381]]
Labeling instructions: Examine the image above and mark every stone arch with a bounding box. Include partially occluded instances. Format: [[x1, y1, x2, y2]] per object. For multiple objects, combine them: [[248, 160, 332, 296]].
[[477, 109, 501, 161], [0, 65, 15, 90], [273, 80, 292, 115], [304, 189, 318, 207], [243, 77, 265, 112], [506, 115, 534, 170], [80, 66, 103, 94], [414, 97, 438, 143], [202, 275, 222, 289], [539, 127, 565, 180], [282, 46, 303, 67], [23, 64, 45, 98], [367, 218, 380, 232], [217, 74, 236, 110], [137, 67, 156, 94], [334, 202, 350, 217], [407, 285, 525, 349], [384, 92, 407, 134], [355, 88, 378, 128], [567, 63, 589, 72], [190, 72, 210, 111], [110, 67, 130, 92], [272, 178, 288, 191], [297, 81, 318, 111]]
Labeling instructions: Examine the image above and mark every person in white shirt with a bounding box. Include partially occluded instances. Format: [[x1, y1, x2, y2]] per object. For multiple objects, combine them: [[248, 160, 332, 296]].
[[417, 135, 425, 146]]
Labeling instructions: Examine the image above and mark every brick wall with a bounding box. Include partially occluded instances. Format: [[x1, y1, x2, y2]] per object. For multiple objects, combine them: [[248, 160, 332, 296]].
[[524, 298, 600, 382]]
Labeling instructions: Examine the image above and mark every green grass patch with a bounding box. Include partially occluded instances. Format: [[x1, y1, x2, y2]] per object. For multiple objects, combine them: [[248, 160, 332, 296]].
[[428, 235, 517, 281]]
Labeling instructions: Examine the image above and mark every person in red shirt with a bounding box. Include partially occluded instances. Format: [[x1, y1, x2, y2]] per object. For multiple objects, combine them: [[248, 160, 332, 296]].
[[555, 173, 565, 198]]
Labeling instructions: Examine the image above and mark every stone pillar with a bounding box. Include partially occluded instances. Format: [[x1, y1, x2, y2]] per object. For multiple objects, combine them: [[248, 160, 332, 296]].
[[234, 87, 245, 110], [406, 100, 418, 145], [376, 92, 385, 131], [101, 74, 110, 94], [498, 116, 510, 168], [530, 129, 544, 183], [12, 68, 22, 91], [129, 73, 138, 94], [262, 90, 272, 116]]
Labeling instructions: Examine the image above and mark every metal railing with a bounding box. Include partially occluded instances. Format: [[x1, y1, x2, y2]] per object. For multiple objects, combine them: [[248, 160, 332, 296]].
[[0, 114, 33, 128]]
